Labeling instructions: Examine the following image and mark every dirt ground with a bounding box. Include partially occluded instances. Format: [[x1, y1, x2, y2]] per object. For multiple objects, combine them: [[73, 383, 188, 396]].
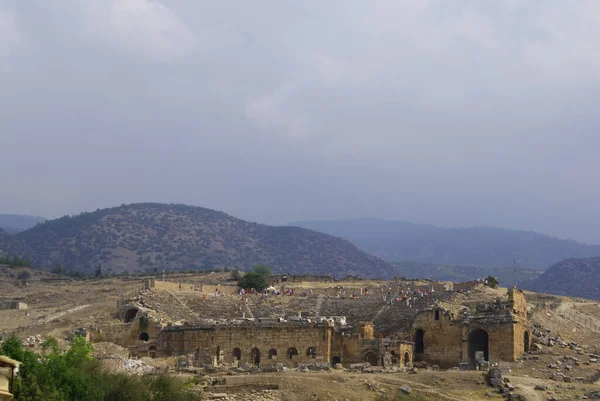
[[1, 267, 599, 400]]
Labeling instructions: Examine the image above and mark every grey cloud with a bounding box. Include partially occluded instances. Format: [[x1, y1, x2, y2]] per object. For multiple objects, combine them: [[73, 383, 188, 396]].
[[1, 0, 599, 244]]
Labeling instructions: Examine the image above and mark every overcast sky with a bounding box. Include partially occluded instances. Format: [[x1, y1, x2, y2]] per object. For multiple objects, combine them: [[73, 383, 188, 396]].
[[1, 0, 599, 243]]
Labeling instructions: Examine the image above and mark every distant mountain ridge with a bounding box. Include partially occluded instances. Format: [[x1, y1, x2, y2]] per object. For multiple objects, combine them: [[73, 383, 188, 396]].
[[0, 214, 46, 234], [523, 257, 600, 300], [290, 218, 600, 269], [0, 203, 393, 277]]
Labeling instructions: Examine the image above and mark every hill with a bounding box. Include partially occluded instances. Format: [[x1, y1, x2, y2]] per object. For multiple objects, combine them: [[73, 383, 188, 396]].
[[8, 203, 393, 277], [0, 213, 46, 234], [393, 261, 543, 287], [290, 218, 600, 270], [0, 228, 27, 257], [524, 257, 600, 300]]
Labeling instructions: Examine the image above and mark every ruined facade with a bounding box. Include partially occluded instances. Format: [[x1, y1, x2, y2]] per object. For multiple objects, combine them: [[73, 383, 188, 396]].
[[411, 288, 531, 368], [100, 282, 530, 370]]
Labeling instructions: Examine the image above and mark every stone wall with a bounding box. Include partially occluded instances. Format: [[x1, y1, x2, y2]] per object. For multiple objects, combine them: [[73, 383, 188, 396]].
[[410, 291, 531, 368], [0, 301, 27, 310], [330, 336, 412, 368], [156, 323, 333, 368]]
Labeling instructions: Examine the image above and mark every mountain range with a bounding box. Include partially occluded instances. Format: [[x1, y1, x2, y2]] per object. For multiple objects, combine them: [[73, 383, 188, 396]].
[[290, 218, 600, 270], [0, 203, 392, 277], [0, 214, 46, 234]]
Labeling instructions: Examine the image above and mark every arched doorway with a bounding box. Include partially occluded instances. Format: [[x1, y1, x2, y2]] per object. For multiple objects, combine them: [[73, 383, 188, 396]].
[[524, 331, 530, 353], [232, 348, 241, 361], [251, 348, 261, 366], [364, 351, 379, 366], [268, 349, 278, 359], [331, 355, 341, 365], [404, 352, 411, 367], [124, 308, 139, 323], [139, 332, 149, 342], [468, 328, 489, 363], [148, 345, 157, 359], [287, 347, 298, 359], [306, 347, 317, 358], [414, 329, 425, 359]]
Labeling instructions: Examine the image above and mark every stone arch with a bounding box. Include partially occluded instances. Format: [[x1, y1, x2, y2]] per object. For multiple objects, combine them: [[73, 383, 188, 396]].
[[139, 332, 149, 342], [268, 348, 278, 359], [306, 347, 317, 358], [124, 308, 139, 323], [251, 348, 261, 366], [287, 347, 298, 359], [414, 329, 425, 354], [232, 348, 241, 360], [364, 351, 379, 366], [404, 352, 411, 366], [467, 328, 489, 363], [524, 330, 530, 353]]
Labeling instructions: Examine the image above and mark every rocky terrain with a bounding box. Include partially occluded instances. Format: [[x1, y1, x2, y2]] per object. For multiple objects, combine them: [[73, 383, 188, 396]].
[[524, 257, 600, 301], [0, 267, 599, 400], [1, 203, 393, 277]]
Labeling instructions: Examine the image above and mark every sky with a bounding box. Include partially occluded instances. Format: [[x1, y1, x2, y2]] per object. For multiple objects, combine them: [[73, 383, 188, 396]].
[[1, 0, 600, 244]]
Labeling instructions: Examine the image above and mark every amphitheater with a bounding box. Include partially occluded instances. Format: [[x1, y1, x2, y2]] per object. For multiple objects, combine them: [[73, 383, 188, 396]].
[[90, 275, 531, 370]]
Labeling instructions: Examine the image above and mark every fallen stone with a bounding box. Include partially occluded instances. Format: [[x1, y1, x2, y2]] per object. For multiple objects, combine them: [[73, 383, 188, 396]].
[[399, 385, 411, 394]]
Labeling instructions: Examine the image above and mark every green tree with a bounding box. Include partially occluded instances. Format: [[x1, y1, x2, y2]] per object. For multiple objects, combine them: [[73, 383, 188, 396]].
[[41, 336, 59, 354], [486, 276, 499, 289], [238, 272, 268, 291], [253, 264, 272, 278]]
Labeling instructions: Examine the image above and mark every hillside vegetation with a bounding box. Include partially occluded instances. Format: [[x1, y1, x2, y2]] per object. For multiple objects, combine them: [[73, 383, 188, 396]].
[[4, 203, 392, 277], [0, 213, 46, 234], [524, 257, 600, 300], [0, 228, 26, 256], [291, 218, 600, 269]]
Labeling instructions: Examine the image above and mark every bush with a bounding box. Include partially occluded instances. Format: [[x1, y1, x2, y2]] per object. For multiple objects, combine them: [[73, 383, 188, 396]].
[[17, 271, 31, 280], [237, 272, 268, 291], [0, 335, 202, 401], [486, 276, 499, 289], [253, 264, 272, 278]]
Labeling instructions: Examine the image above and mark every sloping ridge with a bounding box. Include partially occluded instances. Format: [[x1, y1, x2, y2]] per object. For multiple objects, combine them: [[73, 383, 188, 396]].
[[0, 228, 27, 257], [11, 203, 393, 278], [291, 218, 600, 269], [0, 213, 46, 234], [524, 257, 600, 301]]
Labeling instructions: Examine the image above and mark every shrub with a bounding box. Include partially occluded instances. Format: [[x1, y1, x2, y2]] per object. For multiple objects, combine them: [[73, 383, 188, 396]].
[[237, 272, 268, 291], [253, 264, 272, 278]]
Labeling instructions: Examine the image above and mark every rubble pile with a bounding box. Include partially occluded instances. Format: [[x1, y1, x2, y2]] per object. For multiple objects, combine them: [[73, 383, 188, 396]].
[[121, 359, 155, 374], [23, 334, 43, 347]]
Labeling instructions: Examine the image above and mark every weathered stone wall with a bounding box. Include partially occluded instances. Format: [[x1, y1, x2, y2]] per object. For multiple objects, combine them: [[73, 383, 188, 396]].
[[0, 301, 27, 310], [411, 292, 531, 368], [91, 317, 162, 347], [330, 336, 412, 367], [412, 309, 462, 367], [156, 324, 333, 368]]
